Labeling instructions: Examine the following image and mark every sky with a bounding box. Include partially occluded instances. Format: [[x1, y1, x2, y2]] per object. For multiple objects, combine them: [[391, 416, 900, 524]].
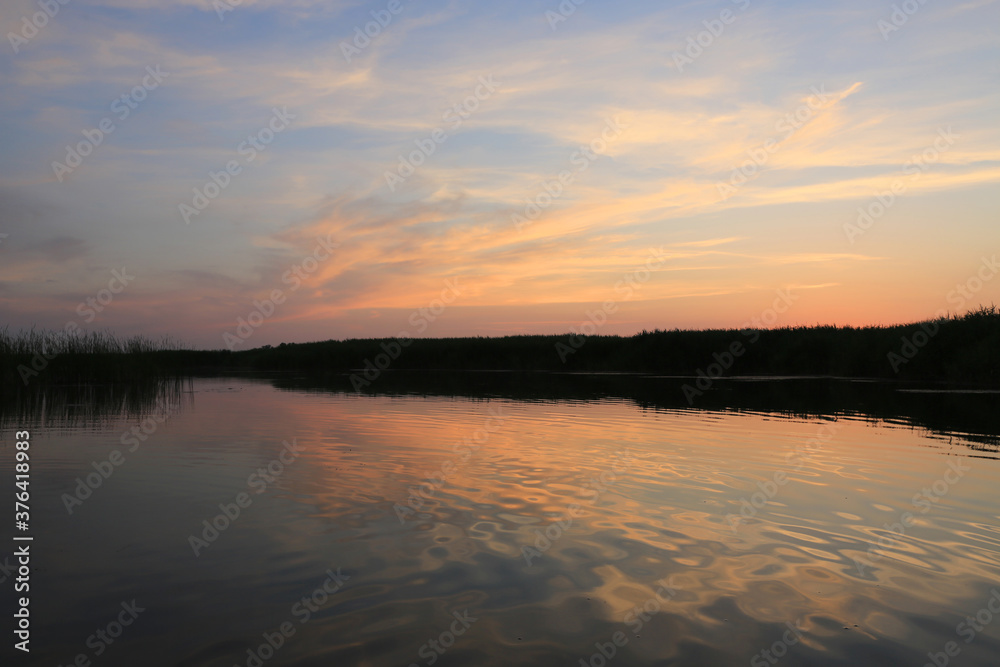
[[0, 0, 998, 349]]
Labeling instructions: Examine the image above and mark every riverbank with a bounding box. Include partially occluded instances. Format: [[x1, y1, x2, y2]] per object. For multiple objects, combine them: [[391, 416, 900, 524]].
[[2, 306, 997, 390]]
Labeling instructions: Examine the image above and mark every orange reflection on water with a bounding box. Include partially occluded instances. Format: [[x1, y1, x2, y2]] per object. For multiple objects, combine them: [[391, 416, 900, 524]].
[[206, 385, 1000, 664]]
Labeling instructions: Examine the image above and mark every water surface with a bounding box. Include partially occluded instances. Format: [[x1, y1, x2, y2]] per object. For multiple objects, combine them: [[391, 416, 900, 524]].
[[3, 375, 1000, 666]]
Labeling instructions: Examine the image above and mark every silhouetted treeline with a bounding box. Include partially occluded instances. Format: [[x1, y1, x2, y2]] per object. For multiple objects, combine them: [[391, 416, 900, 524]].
[[1, 307, 997, 394], [233, 306, 1000, 384]]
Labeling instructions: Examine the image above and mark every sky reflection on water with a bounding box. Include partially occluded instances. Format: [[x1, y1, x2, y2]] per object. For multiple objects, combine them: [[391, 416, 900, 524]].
[[3, 376, 1000, 666]]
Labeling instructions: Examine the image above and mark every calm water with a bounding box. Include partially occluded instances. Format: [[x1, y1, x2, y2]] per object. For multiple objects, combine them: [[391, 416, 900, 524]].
[[3, 376, 1000, 666]]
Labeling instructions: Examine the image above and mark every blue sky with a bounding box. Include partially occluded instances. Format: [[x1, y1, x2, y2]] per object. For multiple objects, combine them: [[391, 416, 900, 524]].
[[1, 0, 998, 348]]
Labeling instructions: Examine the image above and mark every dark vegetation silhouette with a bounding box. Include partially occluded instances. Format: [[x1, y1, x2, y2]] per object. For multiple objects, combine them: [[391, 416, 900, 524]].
[[236, 305, 999, 383], [2, 306, 998, 393]]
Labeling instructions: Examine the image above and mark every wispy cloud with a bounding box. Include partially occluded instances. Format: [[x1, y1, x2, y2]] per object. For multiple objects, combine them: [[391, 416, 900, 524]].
[[1, 0, 998, 345]]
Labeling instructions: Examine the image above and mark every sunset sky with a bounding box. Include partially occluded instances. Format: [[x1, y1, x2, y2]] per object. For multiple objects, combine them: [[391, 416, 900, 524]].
[[1, 0, 998, 348]]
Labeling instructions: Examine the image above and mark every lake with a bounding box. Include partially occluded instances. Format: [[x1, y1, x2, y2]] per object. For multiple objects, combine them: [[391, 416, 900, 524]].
[[3, 374, 1000, 666]]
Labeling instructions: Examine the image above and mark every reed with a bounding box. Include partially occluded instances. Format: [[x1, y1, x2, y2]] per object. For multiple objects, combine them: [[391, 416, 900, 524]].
[[0, 326, 181, 356], [1, 306, 997, 388]]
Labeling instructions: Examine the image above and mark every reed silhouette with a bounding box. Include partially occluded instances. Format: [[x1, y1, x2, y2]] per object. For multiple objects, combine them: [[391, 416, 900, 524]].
[[1, 306, 997, 392]]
